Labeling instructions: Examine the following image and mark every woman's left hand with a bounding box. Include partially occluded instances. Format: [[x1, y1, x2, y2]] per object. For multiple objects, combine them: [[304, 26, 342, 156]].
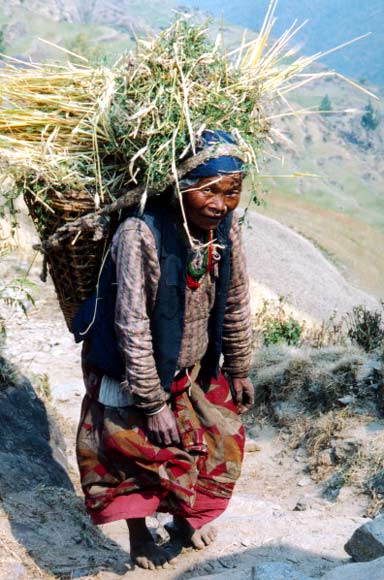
[[231, 377, 254, 414]]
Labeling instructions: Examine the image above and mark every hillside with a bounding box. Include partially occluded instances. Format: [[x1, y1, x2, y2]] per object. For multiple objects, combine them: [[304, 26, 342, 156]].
[[184, 0, 384, 87], [0, 0, 248, 63], [253, 75, 384, 296], [1, 5, 384, 579]]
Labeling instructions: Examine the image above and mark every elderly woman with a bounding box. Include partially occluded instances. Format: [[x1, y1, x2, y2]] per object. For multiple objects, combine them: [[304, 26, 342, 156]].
[[75, 130, 253, 570]]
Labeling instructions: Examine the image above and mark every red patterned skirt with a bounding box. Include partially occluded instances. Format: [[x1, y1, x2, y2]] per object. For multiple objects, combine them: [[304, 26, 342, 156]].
[[76, 368, 245, 528]]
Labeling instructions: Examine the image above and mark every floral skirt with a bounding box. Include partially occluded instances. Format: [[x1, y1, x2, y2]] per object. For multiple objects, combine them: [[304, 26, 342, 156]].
[[76, 368, 245, 528]]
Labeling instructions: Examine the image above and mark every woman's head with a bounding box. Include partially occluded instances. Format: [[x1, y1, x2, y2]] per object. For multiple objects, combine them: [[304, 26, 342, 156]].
[[176, 130, 245, 232], [180, 172, 242, 232]]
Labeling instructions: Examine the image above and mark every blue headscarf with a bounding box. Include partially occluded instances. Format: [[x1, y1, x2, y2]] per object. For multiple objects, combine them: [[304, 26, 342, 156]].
[[183, 130, 244, 179]]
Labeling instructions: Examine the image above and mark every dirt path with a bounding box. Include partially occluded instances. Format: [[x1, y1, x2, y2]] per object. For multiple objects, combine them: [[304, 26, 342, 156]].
[[0, 274, 372, 580]]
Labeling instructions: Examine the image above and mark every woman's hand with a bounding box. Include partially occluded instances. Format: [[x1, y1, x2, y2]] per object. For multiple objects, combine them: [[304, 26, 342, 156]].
[[146, 405, 180, 447], [231, 377, 254, 414]]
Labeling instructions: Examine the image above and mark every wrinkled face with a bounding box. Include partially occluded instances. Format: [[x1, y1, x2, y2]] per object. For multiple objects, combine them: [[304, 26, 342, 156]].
[[182, 173, 242, 232]]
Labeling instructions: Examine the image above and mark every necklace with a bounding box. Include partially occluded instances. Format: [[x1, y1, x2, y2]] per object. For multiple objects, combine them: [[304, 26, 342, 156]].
[[187, 230, 213, 289]]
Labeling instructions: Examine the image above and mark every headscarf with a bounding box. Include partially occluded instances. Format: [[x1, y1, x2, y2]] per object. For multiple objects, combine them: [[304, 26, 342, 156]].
[[182, 129, 244, 180]]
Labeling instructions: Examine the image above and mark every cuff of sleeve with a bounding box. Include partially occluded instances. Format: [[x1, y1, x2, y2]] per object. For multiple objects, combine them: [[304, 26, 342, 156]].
[[144, 403, 167, 416], [131, 390, 169, 415], [222, 364, 251, 378]]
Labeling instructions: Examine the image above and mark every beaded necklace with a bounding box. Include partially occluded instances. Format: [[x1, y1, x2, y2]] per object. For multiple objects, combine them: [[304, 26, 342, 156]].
[[186, 230, 213, 289]]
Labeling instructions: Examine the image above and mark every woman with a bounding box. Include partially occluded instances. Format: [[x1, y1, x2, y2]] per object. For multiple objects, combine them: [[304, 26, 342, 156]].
[[75, 130, 254, 569]]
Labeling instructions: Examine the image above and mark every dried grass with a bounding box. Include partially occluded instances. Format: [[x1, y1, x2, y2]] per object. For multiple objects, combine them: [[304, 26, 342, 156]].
[[252, 344, 382, 416], [250, 342, 384, 513], [0, 353, 19, 391], [0, 7, 363, 222]]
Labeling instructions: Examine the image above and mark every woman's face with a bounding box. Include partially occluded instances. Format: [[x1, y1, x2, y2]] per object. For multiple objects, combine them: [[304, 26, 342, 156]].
[[182, 173, 242, 232]]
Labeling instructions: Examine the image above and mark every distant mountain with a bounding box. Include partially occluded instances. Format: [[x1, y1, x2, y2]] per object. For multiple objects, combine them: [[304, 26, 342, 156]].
[[2, 1, 382, 83], [0, 0, 178, 63], [184, 0, 384, 86]]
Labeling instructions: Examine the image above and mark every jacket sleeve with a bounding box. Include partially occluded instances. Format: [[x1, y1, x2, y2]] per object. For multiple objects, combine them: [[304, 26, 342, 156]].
[[113, 218, 168, 414], [221, 215, 252, 377]]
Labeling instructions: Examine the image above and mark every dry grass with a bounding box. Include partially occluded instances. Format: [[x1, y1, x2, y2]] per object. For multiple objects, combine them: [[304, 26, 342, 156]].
[[252, 343, 382, 414], [0, 7, 367, 226], [0, 353, 19, 391], [0, 524, 54, 580], [250, 341, 384, 513], [31, 372, 51, 402]]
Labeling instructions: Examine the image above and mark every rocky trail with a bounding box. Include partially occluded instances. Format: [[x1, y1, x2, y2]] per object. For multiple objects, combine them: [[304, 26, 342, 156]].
[[1, 275, 383, 580]]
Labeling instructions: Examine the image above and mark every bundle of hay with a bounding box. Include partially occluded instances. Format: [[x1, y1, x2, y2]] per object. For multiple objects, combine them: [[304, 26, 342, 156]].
[[0, 3, 337, 329]]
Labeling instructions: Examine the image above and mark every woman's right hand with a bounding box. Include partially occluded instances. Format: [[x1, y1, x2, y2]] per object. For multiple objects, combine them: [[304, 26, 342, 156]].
[[146, 405, 180, 447]]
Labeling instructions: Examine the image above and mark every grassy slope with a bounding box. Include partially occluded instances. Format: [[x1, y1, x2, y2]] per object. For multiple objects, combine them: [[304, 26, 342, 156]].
[[1, 1, 250, 61], [245, 74, 384, 297], [1, 6, 135, 62], [254, 190, 384, 296]]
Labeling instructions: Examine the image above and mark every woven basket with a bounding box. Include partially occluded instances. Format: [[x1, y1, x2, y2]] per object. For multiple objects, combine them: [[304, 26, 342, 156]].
[[24, 189, 113, 332]]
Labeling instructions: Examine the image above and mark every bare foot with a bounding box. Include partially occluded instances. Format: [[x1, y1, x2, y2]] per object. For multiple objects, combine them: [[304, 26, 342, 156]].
[[127, 517, 177, 570], [172, 515, 218, 549], [130, 540, 173, 570]]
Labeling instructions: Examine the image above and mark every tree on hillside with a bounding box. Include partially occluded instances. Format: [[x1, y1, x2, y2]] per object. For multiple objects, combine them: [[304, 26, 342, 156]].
[[361, 101, 380, 131], [65, 33, 107, 65], [319, 94, 332, 113], [0, 28, 6, 57]]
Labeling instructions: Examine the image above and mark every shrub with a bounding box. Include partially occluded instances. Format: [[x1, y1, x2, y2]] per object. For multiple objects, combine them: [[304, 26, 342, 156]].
[[361, 101, 380, 131], [253, 296, 304, 347], [345, 304, 384, 353], [263, 316, 303, 347], [0, 245, 35, 337]]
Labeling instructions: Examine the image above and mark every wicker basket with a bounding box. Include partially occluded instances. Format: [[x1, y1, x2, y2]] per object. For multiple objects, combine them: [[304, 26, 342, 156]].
[[24, 189, 113, 332]]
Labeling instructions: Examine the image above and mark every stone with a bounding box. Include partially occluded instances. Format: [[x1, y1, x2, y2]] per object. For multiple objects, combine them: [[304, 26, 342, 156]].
[[0, 380, 73, 496], [0, 376, 128, 576], [331, 440, 360, 463], [322, 556, 384, 580], [345, 515, 384, 561], [0, 563, 29, 580], [317, 449, 334, 467], [297, 478, 312, 487], [293, 497, 312, 511], [244, 439, 261, 453], [189, 562, 314, 579]]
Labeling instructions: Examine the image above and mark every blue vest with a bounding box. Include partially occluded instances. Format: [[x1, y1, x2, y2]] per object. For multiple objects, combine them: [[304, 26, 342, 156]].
[[72, 201, 233, 392]]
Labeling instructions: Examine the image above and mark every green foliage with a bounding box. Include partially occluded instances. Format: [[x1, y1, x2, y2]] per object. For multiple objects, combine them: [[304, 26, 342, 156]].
[[0, 279, 35, 337], [0, 353, 18, 390], [253, 297, 304, 348], [65, 33, 107, 64], [367, 462, 384, 516], [345, 303, 384, 352], [107, 17, 265, 194], [0, 244, 36, 337], [319, 94, 332, 112], [263, 316, 303, 347], [0, 180, 20, 234], [361, 101, 380, 131]]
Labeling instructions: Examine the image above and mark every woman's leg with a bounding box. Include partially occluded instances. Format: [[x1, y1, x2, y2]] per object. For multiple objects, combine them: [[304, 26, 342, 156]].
[[167, 372, 245, 549]]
